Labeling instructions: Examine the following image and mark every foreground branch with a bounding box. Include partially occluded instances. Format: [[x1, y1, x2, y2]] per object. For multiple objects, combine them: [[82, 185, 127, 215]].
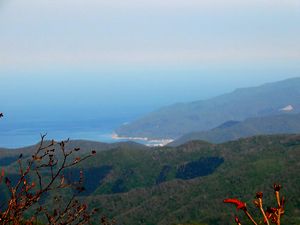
[[224, 184, 285, 225]]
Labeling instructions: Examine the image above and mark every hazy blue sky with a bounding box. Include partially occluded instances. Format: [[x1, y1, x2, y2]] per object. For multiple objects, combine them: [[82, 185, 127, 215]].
[[0, 0, 300, 124]]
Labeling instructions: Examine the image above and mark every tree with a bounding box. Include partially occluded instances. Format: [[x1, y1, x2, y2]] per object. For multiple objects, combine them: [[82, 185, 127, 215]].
[[0, 113, 114, 225]]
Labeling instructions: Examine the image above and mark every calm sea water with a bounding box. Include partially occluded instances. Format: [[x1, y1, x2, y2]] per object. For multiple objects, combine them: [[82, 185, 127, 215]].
[[0, 117, 171, 148], [0, 129, 117, 148], [0, 119, 124, 148]]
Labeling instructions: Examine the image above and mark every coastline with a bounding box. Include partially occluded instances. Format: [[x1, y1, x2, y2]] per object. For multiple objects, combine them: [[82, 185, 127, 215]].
[[111, 133, 174, 147]]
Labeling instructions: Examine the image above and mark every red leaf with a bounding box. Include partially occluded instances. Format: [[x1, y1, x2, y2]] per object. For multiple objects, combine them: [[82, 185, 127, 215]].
[[223, 198, 247, 210]]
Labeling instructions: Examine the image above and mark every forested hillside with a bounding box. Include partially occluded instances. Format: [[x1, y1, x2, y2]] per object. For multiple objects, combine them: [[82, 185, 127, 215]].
[[1, 135, 300, 225]]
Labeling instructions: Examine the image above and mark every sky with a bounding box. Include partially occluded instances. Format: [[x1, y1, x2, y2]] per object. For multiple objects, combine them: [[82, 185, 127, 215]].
[[0, 0, 299, 68], [0, 0, 300, 126]]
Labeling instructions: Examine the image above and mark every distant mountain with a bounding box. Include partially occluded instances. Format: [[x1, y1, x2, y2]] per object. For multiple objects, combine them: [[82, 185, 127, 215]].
[[169, 113, 300, 146], [2, 135, 300, 225], [115, 77, 300, 139]]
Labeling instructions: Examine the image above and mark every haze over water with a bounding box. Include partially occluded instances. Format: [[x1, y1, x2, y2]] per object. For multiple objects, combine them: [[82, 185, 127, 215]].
[[1, 70, 298, 148], [0, 0, 299, 147]]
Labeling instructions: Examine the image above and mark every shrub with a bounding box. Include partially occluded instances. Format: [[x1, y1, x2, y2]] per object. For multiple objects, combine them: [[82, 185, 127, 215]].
[[224, 184, 285, 225]]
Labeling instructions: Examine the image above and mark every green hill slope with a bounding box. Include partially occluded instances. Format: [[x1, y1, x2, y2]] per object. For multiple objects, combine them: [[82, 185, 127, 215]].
[[1, 135, 300, 225], [82, 135, 300, 225], [116, 77, 300, 139], [170, 113, 300, 146]]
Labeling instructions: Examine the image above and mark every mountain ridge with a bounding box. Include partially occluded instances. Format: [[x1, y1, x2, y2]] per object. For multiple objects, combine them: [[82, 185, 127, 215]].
[[1, 134, 300, 224], [116, 77, 300, 139], [170, 113, 300, 146]]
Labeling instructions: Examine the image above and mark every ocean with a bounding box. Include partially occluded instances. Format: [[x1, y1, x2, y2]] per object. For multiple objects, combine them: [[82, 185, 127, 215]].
[[0, 119, 123, 148], [0, 118, 171, 148]]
